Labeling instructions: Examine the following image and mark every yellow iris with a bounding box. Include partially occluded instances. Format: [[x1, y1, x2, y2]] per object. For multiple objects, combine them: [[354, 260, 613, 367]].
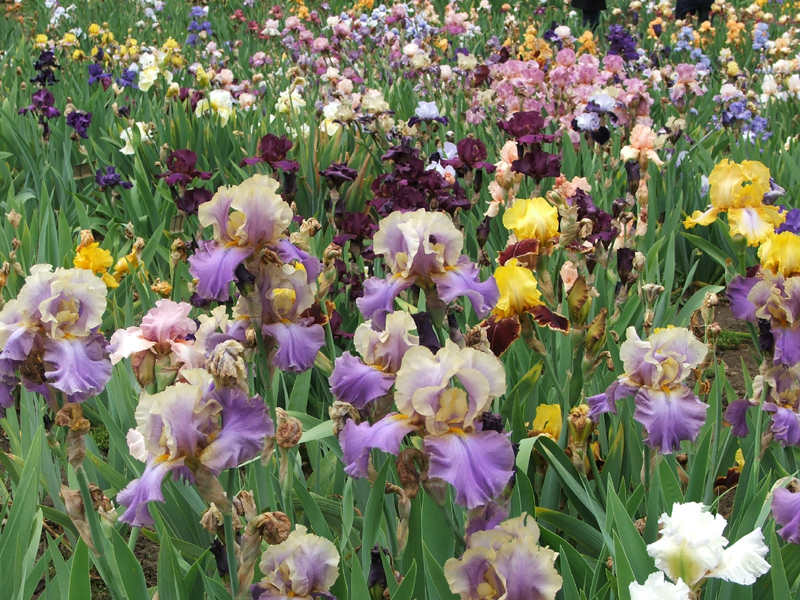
[[493, 259, 542, 318], [759, 231, 800, 277], [74, 243, 119, 288], [502, 197, 559, 242], [684, 159, 784, 246], [530, 404, 562, 441]]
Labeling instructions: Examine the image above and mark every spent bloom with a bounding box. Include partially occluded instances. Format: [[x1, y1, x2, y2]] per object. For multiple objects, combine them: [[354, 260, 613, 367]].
[[444, 513, 562, 600], [684, 160, 784, 246], [587, 326, 708, 453], [108, 300, 242, 390], [339, 341, 513, 508], [117, 369, 273, 526], [357, 209, 498, 327], [646, 502, 770, 588], [0, 265, 111, 409], [250, 525, 340, 599]]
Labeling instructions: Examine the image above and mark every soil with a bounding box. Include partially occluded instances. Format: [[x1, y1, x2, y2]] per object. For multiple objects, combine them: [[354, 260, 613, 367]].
[[712, 302, 761, 400]]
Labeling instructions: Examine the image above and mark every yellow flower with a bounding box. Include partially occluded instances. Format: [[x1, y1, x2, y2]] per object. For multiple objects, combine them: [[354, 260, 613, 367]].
[[684, 159, 784, 246], [502, 197, 559, 242], [195, 66, 210, 88], [493, 259, 542, 318], [759, 231, 800, 277], [88, 23, 101, 36], [35, 34, 49, 46], [72, 49, 86, 61], [162, 37, 179, 51], [74, 242, 113, 273], [74, 243, 119, 288], [530, 404, 562, 441], [61, 33, 77, 46], [726, 61, 740, 77]]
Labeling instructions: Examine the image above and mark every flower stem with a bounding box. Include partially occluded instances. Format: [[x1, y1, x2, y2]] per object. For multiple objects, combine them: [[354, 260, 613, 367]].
[[224, 469, 240, 597]]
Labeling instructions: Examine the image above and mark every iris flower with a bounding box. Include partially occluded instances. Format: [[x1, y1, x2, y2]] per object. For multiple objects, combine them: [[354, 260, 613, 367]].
[[0, 265, 111, 409], [587, 326, 708, 453], [726, 362, 800, 446], [339, 341, 513, 509], [502, 197, 559, 245], [189, 174, 294, 301], [189, 172, 326, 372], [646, 502, 769, 588], [250, 525, 340, 600], [444, 513, 562, 600], [117, 369, 273, 526], [329, 311, 419, 408], [683, 160, 784, 246], [772, 485, 800, 544], [727, 269, 800, 366], [357, 209, 498, 327]]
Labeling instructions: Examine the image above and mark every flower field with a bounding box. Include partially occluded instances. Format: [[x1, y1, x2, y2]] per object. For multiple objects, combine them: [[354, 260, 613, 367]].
[[3, 0, 800, 598]]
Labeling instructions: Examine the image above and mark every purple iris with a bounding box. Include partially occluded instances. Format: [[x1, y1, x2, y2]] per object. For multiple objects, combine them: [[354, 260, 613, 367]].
[[18, 89, 61, 119], [95, 166, 133, 189], [772, 487, 800, 544], [157, 149, 213, 187], [0, 265, 112, 409], [115, 69, 138, 89], [66, 110, 92, 139], [777, 209, 800, 234], [240, 133, 300, 172], [87, 63, 112, 88], [587, 326, 708, 453], [117, 375, 274, 526]]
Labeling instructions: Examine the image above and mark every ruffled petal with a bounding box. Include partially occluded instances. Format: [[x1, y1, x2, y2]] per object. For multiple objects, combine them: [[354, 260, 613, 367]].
[[188, 240, 253, 301], [329, 352, 396, 409], [432, 257, 499, 318], [634, 386, 707, 454], [727, 276, 760, 321], [494, 537, 562, 600], [200, 388, 274, 472], [108, 327, 156, 365], [263, 320, 325, 372], [43, 333, 112, 402], [772, 488, 800, 544], [724, 399, 753, 437], [586, 380, 639, 421], [339, 414, 415, 478], [117, 460, 172, 526], [710, 529, 770, 585], [425, 430, 515, 509], [140, 300, 196, 344], [355, 276, 414, 328], [728, 206, 784, 247], [764, 405, 800, 446], [773, 327, 800, 366]]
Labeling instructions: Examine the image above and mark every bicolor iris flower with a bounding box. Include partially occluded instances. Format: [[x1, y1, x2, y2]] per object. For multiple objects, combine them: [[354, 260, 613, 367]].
[[329, 311, 419, 408], [444, 513, 562, 600], [250, 525, 340, 600], [117, 369, 273, 526], [339, 341, 513, 509], [683, 160, 784, 246], [357, 209, 498, 327], [587, 326, 708, 453], [0, 265, 111, 408]]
